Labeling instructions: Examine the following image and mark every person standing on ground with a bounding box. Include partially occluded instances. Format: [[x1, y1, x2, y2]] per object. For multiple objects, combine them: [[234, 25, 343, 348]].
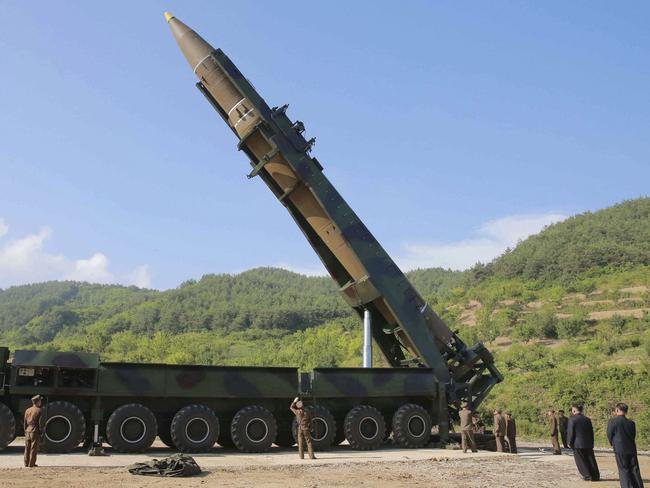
[[558, 409, 569, 449], [607, 403, 644, 488], [567, 404, 600, 482], [547, 410, 562, 455], [290, 397, 315, 460], [505, 412, 517, 454], [493, 409, 506, 452], [459, 403, 477, 453], [23, 395, 45, 468]]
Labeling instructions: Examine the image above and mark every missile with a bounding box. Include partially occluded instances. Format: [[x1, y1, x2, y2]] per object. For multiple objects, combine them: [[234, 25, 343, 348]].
[[164, 11, 435, 365], [165, 12, 503, 400], [164, 11, 456, 375]]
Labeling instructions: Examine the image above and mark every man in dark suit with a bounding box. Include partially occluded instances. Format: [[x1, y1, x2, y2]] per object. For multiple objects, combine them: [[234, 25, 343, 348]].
[[567, 404, 600, 481], [607, 402, 644, 488]]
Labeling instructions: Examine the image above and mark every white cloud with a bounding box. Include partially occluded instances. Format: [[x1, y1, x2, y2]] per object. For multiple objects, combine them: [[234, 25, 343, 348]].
[[397, 212, 568, 271], [66, 253, 114, 283], [0, 219, 151, 289], [127, 265, 152, 289]]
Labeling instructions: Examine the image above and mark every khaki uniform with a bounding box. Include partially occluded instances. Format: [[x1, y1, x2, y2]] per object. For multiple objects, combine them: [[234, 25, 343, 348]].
[[459, 408, 477, 453], [290, 402, 314, 459], [549, 414, 562, 454], [24, 405, 44, 467], [493, 413, 506, 452], [558, 415, 569, 448], [505, 415, 517, 453]]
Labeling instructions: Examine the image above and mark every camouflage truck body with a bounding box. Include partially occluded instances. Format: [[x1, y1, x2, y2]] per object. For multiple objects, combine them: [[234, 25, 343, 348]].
[[0, 348, 443, 453]]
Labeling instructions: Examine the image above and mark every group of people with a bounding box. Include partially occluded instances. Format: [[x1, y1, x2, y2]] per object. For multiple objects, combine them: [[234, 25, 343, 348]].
[[459, 404, 518, 454], [547, 403, 644, 487], [460, 401, 644, 488]]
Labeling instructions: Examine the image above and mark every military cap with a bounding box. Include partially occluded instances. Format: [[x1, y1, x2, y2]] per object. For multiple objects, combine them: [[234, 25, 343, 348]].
[[31, 394, 43, 402]]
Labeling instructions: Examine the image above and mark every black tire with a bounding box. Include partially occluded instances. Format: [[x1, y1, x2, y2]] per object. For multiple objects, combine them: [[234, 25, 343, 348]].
[[170, 404, 219, 453], [106, 403, 157, 453], [230, 405, 277, 453], [292, 405, 336, 451], [392, 403, 432, 448], [0, 402, 16, 450], [41, 401, 86, 453], [274, 419, 295, 447], [157, 417, 175, 449], [344, 405, 386, 450]]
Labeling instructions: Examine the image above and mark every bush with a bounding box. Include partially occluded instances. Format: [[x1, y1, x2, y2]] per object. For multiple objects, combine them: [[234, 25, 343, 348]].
[[594, 336, 641, 356], [556, 317, 588, 339], [513, 307, 558, 341], [610, 314, 627, 333], [500, 344, 555, 372]]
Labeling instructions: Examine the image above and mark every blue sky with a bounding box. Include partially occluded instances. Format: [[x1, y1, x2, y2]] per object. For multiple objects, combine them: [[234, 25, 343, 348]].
[[1, 1, 648, 289]]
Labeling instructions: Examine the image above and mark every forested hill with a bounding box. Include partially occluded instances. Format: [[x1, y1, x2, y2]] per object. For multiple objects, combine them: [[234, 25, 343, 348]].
[[0, 197, 647, 349], [1, 197, 649, 447], [477, 198, 650, 282]]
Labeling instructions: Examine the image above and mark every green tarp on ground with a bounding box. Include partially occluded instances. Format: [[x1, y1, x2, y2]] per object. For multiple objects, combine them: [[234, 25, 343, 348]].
[[128, 453, 202, 477]]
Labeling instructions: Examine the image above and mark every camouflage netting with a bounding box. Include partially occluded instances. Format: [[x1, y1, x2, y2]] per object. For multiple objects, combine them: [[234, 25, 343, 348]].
[[128, 453, 202, 477]]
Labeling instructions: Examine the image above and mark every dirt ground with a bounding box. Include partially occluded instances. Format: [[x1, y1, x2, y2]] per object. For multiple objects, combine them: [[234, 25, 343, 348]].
[[1, 441, 649, 488]]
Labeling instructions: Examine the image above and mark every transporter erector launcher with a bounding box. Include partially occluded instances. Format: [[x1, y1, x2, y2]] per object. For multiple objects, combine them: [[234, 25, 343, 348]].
[[165, 13, 502, 413]]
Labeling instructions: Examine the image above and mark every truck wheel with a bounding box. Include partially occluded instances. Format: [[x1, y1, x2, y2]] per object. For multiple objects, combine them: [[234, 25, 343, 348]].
[[107, 403, 157, 453], [157, 417, 175, 448], [0, 402, 16, 450], [344, 405, 386, 450], [230, 405, 277, 453], [392, 403, 432, 448], [41, 401, 86, 453], [274, 419, 295, 447], [171, 404, 219, 453], [292, 405, 336, 451]]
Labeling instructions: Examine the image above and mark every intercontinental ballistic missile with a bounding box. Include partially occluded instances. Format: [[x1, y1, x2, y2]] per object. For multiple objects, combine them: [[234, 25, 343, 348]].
[[165, 13, 501, 408]]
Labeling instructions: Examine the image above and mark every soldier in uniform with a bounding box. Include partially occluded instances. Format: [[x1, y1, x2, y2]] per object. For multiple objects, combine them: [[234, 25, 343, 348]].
[[505, 412, 517, 454], [493, 409, 506, 452], [459, 403, 477, 453], [290, 397, 315, 460], [548, 410, 562, 455], [558, 409, 569, 449], [24, 395, 45, 468]]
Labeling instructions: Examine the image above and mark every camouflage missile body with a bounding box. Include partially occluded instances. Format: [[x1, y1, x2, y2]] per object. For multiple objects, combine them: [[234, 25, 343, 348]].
[[165, 14, 502, 410]]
